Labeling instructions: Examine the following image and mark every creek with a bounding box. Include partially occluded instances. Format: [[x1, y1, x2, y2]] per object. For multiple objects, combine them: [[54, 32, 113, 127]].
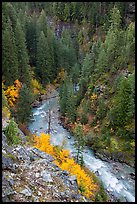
[[28, 90, 135, 202]]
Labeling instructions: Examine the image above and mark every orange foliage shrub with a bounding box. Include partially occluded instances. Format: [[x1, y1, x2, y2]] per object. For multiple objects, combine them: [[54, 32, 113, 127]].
[[4, 79, 22, 107], [33, 133, 98, 200]]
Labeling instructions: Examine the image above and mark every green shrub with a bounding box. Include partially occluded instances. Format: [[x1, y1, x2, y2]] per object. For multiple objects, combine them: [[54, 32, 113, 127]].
[[80, 114, 88, 124], [90, 117, 97, 127], [95, 181, 108, 202], [4, 118, 21, 145]]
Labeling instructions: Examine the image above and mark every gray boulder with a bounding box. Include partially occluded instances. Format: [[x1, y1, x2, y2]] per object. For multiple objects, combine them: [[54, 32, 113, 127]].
[[2, 156, 13, 170], [31, 147, 54, 161], [20, 187, 32, 197], [2, 132, 7, 147], [14, 146, 30, 162], [41, 170, 53, 183], [68, 175, 77, 185], [2, 175, 15, 197]]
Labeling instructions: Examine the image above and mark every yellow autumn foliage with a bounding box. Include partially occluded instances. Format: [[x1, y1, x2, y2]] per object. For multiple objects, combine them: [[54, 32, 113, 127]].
[[91, 93, 98, 100], [33, 133, 98, 200], [4, 80, 22, 107], [31, 79, 46, 95], [33, 133, 54, 155]]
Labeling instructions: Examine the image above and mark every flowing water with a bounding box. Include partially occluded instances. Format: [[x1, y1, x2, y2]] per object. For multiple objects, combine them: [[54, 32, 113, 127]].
[[28, 93, 135, 202]]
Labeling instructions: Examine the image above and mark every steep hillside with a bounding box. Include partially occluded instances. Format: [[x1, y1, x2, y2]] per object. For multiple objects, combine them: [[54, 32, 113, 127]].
[[59, 6, 135, 167], [2, 122, 87, 202]]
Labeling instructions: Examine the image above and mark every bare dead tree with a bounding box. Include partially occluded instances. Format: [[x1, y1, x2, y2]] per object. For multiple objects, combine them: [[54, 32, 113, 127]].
[[48, 108, 51, 134]]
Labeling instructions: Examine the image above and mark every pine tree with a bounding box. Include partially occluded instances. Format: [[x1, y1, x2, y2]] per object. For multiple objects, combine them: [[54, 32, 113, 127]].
[[14, 19, 31, 86], [26, 12, 37, 66], [97, 6, 123, 73], [66, 77, 77, 123], [60, 29, 77, 73], [64, 3, 70, 21], [47, 28, 56, 81], [36, 31, 50, 84], [2, 19, 19, 85], [59, 74, 69, 116], [109, 76, 135, 138], [70, 63, 80, 84], [16, 84, 33, 124], [2, 2, 17, 32], [125, 22, 135, 63], [73, 124, 86, 166], [37, 9, 48, 37]]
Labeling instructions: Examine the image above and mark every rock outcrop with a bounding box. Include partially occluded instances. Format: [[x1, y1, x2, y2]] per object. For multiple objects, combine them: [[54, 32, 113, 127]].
[[2, 131, 87, 202]]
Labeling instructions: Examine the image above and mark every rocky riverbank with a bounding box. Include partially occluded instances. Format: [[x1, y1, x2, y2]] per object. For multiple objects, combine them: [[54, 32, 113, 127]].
[[59, 114, 135, 169], [94, 150, 135, 168]]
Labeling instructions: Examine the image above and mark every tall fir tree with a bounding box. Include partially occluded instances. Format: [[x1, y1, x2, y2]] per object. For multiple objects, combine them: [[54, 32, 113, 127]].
[[73, 124, 86, 166], [66, 77, 77, 123], [97, 6, 123, 73], [2, 18, 19, 85], [14, 19, 31, 86], [36, 31, 51, 84], [2, 2, 17, 32], [46, 28, 56, 81], [109, 76, 135, 138], [16, 84, 33, 124], [26, 12, 37, 66], [37, 9, 48, 37]]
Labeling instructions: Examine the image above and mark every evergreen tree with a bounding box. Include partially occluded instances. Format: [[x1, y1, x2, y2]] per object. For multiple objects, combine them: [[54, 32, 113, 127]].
[[2, 2, 17, 32], [66, 77, 77, 123], [59, 74, 69, 116], [36, 31, 50, 84], [70, 63, 80, 84], [16, 84, 33, 124], [73, 124, 86, 166], [47, 28, 56, 80], [26, 12, 37, 66], [37, 9, 48, 37], [81, 53, 94, 84], [2, 19, 19, 85], [14, 19, 31, 86], [97, 6, 123, 73], [109, 76, 135, 138], [64, 3, 70, 21], [125, 22, 135, 63], [60, 28, 77, 73]]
